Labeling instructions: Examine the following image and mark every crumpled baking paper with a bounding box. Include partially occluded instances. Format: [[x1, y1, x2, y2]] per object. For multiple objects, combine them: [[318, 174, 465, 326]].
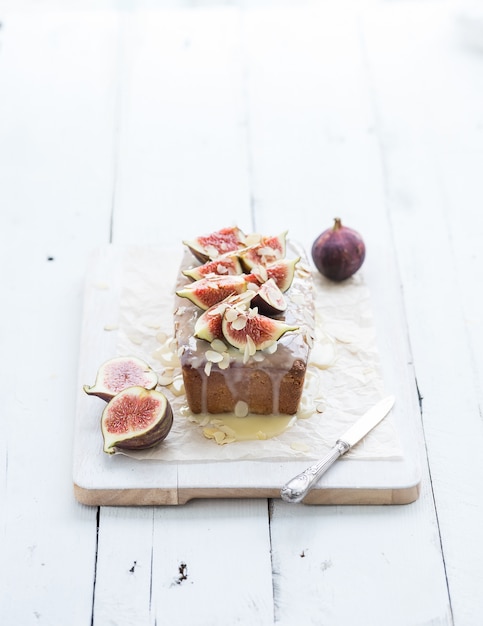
[[114, 246, 402, 462]]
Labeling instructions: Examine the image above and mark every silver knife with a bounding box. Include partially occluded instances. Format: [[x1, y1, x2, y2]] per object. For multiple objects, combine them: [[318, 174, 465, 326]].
[[280, 395, 395, 503]]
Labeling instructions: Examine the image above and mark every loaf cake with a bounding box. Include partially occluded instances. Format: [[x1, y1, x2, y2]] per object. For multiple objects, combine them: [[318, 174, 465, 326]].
[[174, 227, 315, 416]]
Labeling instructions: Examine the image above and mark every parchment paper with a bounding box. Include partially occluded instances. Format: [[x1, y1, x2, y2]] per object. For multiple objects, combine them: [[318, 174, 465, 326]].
[[114, 246, 402, 462]]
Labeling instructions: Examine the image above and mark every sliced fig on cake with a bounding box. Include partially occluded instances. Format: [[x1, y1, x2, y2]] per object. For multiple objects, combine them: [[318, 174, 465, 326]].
[[182, 253, 243, 281], [183, 226, 247, 263], [195, 292, 255, 342], [101, 386, 173, 454], [238, 232, 287, 270], [221, 306, 298, 359], [250, 278, 287, 316], [248, 257, 300, 292], [83, 356, 158, 402], [176, 275, 249, 310]]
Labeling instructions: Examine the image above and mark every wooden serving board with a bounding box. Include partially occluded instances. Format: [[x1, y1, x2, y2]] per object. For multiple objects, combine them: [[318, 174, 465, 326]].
[[73, 244, 422, 506]]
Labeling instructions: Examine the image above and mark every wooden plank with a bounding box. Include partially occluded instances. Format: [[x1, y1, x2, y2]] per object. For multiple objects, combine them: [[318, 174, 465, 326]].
[[362, 3, 483, 623], [241, 4, 452, 624], [94, 501, 274, 625], [112, 7, 253, 244], [0, 10, 118, 625]]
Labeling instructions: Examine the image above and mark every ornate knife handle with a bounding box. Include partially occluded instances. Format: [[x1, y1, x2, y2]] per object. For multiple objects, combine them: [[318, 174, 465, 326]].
[[280, 440, 350, 503]]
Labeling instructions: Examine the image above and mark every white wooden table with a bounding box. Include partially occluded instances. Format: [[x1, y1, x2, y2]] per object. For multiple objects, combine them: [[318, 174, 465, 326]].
[[2, 1, 483, 624]]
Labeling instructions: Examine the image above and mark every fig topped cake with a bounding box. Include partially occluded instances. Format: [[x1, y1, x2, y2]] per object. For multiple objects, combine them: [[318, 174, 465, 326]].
[[174, 226, 315, 416]]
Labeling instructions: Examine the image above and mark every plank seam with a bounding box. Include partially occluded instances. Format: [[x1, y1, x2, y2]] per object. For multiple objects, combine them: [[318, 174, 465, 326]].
[[90, 507, 100, 626], [268, 499, 277, 624], [415, 377, 455, 625]]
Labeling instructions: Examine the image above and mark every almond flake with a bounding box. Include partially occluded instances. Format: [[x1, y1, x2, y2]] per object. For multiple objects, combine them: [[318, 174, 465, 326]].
[[146, 322, 161, 330], [204, 361, 213, 376], [245, 233, 262, 246], [254, 264, 268, 282], [158, 351, 179, 367], [158, 373, 175, 386], [206, 350, 224, 363], [246, 335, 256, 356], [211, 338, 227, 353], [171, 375, 185, 396], [218, 354, 231, 370], [225, 307, 239, 323], [214, 431, 227, 444], [127, 333, 143, 345], [234, 401, 249, 417], [232, 314, 247, 331]]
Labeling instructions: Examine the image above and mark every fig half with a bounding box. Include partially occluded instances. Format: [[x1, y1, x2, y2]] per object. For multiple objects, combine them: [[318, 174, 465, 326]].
[[183, 226, 247, 263], [194, 292, 255, 342], [238, 232, 287, 270], [222, 307, 298, 357], [250, 278, 287, 316], [182, 253, 243, 281], [176, 275, 249, 310], [83, 356, 158, 401], [248, 257, 300, 293], [101, 386, 173, 454]]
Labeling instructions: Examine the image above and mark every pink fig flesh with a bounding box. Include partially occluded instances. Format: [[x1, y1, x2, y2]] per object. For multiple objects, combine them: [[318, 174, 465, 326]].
[[183, 226, 247, 262], [176, 275, 248, 310], [83, 356, 158, 401]]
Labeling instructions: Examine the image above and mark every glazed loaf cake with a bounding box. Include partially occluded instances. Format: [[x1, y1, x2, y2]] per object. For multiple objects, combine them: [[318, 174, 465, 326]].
[[174, 228, 315, 416]]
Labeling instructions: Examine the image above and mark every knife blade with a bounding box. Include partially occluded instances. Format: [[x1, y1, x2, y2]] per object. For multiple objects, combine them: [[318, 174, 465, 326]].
[[280, 395, 395, 503]]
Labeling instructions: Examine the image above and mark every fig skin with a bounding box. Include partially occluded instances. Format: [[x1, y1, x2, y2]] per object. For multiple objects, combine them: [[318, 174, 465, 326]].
[[311, 218, 365, 281], [101, 386, 173, 454]]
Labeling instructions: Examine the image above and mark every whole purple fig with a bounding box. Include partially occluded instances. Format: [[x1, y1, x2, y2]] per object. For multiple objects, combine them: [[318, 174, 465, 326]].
[[311, 218, 365, 281]]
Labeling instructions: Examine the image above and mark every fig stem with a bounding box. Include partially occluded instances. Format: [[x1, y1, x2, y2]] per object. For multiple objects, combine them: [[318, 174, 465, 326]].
[[333, 217, 342, 231]]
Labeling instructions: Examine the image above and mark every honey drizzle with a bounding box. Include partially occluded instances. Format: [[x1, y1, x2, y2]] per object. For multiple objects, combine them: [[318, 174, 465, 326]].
[[200, 413, 296, 443]]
